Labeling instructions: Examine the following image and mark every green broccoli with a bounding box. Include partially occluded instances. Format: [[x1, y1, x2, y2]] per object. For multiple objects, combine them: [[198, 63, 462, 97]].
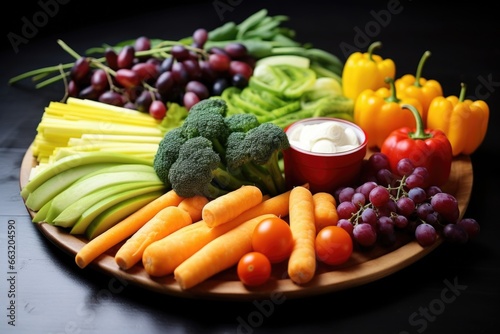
[[224, 113, 260, 133], [168, 136, 252, 199], [245, 122, 290, 193], [153, 127, 187, 188], [225, 131, 276, 195], [226, 122, 290, 196], [180, 98, 230, 157], [153, 98, 291, 199]]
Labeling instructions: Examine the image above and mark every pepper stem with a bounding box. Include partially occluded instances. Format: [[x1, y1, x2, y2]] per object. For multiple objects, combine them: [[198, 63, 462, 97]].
[[402, 103, 432, 140], [413, 51, 431, 88], [384, 77, 400, 103], [459, 82, 467, 102], [368, 41, 382, 62]]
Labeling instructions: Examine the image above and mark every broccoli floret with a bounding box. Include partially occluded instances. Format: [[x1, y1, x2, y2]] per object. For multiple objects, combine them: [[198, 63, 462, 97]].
[[153, 127, 187, 188], [225, 131, 275, 194], [226, 122, 290, 196], [181, 98, 230, 157], [168, 136, 252, 199], [246, 122, 290, 194], [224, 113, 260, 133], [153, 98, 290, 199]]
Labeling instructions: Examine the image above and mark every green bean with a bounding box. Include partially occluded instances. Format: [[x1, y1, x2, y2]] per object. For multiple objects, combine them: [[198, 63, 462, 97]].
[[236, 9, 268, 39], [208, 21, 238, 41], [305, 48, 344, 70]]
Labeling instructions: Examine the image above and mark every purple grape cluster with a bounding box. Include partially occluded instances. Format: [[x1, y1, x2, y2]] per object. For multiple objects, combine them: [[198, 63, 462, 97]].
[[333, 152, 480, 248], [67, 29, 255, 119]]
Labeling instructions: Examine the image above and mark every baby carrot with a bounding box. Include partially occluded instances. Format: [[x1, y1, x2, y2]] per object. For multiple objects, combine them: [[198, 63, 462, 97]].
[[142, 189, 292, 277], [287, 186, 317, 284], [177, 195, 209, 222], [114, 206, 192, 270], [174, 214, 277, 290], [312, 192, 339, 232], [75, 189, 184, 269], [202, 185, 263, 228]]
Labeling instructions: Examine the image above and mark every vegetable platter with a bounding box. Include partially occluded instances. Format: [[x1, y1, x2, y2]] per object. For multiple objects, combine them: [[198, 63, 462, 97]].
[[19, 146, 472, 301], [13, 8, 482, 301]]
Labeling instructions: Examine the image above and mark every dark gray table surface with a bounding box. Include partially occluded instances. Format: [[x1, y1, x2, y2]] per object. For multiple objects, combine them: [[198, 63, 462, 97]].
[[1, 1, 499, 333]]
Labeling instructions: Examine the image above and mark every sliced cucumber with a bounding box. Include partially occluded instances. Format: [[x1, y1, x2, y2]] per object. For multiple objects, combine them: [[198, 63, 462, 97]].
[[256, 55, 311, 68]]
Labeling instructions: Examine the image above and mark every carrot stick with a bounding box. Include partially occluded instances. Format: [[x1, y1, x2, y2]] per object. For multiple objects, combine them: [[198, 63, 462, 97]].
[[75, 189, 184, 269], [177, 195, 209, 222], [114, 206, 192, 270], [142, 189, 292, 277], [312, 192, 339, 232], [174, 214, 277, 290], [202, 185, 263, 228], [287, 186, 317, 284]]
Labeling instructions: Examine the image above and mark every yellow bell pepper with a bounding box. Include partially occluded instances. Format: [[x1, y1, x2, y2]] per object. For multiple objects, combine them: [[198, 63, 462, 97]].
[[342, 41, 396, 101], [395, 51, 443, 123], [354, 77, 423, 149], [427, 83, 489, 156]]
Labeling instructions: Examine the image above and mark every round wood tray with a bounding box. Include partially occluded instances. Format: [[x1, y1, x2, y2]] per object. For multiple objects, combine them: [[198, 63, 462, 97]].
[[19, 147, 473, 300]]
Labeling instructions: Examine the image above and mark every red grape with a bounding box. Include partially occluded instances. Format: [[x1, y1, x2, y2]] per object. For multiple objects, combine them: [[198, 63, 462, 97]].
[[90, 69, 109, 91], [117, 45, 135, 69], [415, 223, 437, 247], [443, 224, 468, 244], [183, 91, 200, 110], [98, 91, 125, 106], [149, 100, 167, 119], [208, 53, 231, 72], [192, 28, 208, 47], [185, 81, 209, 100], [115, 69, 140, 88], [353, 223, 377, 247], [70, 57, 90, 83], [456, 218, 480, 239], [134, 36, 151, 52], [369, 185, 390, 207], [430, 192, 459, 223]]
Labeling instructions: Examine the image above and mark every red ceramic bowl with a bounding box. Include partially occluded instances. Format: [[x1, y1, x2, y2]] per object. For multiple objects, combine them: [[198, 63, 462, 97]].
[[283, 117, 367, 194]]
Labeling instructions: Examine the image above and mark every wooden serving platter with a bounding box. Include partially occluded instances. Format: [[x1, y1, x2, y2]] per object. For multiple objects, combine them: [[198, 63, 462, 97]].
[[19, 146, 473, 301]]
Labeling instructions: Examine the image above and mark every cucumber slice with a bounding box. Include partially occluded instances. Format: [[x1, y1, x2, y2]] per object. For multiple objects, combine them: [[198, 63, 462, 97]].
[[256, 55, 311, 68]]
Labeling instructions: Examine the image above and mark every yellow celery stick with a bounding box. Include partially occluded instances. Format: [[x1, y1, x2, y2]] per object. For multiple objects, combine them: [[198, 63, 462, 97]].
[[77, 134, 162, 144]]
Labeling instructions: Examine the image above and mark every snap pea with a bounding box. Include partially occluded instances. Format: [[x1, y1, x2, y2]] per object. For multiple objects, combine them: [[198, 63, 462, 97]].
[[305, 48, 344, 74], [207, 21, 238, 41], [271, 33, 301, 48], [236, 8, 269, 40], [203, 39, 274, 58]]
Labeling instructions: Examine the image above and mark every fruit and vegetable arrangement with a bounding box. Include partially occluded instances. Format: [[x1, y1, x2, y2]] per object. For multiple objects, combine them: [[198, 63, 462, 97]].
[[13, 9, 487, 292]]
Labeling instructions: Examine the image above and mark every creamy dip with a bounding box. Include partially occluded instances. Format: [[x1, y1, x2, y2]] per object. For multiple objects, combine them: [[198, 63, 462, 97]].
[[287, 120, 360, 153]]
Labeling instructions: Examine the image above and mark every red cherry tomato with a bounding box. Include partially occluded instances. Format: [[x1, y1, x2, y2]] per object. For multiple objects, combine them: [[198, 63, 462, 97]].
[[237, 252, 272, 286], [315, 226, 353, 266], [252, 217, 294, 263]]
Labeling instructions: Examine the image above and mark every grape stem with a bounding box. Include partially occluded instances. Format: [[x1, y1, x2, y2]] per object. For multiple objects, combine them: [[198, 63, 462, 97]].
[[8, 38, 208, 89], [349, 175, 409, 225]]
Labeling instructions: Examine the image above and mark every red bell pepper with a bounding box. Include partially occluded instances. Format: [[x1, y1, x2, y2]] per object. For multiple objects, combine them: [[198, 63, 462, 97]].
[[380, 103, 453, 186]]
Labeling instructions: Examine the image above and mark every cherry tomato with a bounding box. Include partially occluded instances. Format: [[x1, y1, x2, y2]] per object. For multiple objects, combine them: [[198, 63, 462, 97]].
[[315, 226, 353, 266], [237, 252, 272, 286], [252, 217, 294, 263]]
